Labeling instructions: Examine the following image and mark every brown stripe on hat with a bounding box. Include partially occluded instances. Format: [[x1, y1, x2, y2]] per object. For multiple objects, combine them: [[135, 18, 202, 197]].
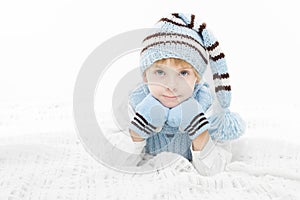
[[187, 14, 195, 28], [171, 13, 180, 18], [141, 40, 208, 64], [198, 23, 206, 34], [168, 13, 195, 31], [210, 53, 225, 61], [143, 32, 206, 49], [206, 41, 219, 51], [213, 73, 230, 80], [215, 85, 231, 92], [159, 17, 188, 28]]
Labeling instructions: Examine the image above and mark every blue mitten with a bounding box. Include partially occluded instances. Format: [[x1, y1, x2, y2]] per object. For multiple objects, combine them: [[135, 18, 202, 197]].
[[129, 94, 169, 139], [167, 98, 210, 140]]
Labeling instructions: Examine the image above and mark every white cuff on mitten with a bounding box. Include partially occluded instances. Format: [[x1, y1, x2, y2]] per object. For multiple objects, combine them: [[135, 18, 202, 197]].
[[191, 136, 232, 176]]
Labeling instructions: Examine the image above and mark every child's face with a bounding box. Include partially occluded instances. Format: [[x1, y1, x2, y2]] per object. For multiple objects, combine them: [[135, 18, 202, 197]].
[[144, 58, 200, 108]]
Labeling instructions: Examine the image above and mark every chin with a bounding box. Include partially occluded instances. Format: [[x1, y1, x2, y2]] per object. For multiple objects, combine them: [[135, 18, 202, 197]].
[[161, 101, 181, 108]]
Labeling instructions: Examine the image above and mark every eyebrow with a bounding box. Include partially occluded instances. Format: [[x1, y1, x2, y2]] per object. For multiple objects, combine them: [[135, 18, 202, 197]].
[[150, 66, 163, 72], [177, 67, 193, 70], [173, 66, 194, 72]]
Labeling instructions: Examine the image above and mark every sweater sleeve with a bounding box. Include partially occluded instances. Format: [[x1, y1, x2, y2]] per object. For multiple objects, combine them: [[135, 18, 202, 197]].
[[191, 136, 232, 176]]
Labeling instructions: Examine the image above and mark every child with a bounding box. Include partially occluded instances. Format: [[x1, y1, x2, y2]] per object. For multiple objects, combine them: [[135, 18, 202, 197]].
[[127, 13, 245, 175]]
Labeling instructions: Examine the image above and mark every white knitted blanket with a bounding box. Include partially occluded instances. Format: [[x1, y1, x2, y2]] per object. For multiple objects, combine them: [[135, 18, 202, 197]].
[[1, 103, 300, 200]]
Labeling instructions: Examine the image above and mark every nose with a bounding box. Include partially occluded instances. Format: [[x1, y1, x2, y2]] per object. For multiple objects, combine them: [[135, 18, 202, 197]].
[[165, 76, 177, 92]]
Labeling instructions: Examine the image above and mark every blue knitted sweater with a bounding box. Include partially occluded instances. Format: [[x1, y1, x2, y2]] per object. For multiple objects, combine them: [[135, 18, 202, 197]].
[[128, 81, 213, 161]]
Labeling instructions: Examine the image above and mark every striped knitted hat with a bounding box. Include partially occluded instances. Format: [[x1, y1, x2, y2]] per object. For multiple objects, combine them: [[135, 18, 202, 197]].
[[140, 13, 245, 140], [140, 13, 231, 109]]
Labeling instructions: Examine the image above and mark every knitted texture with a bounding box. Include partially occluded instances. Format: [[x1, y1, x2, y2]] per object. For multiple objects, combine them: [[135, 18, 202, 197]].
[[139, 13, 246, 141], [140, 13, 230, 108], [140, 14, 208, 76], [129, 81, 212, 161], [129, 94, 169, 138], [1, 104, 300, 200], [1, 131, 300, 200], [167, 98, 210, 140]]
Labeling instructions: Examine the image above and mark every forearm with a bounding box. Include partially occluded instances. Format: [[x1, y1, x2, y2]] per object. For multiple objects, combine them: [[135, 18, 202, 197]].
[[192, 130, 209, 151], [129, 129, 145, 142], [130, 127, 208, 146]]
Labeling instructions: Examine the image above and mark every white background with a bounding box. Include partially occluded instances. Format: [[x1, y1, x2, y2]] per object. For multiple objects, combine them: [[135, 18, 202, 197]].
[[1, 0, 300, 142]]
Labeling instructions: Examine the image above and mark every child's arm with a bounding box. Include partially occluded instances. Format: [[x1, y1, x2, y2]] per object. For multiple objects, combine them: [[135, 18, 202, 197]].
[[192, 130, 209, 151], [129, 129, 145, 142]]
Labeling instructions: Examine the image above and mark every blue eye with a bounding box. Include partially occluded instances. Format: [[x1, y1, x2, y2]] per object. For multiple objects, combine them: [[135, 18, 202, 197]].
[[155, 70, 165, 76], [179, 70, 189, 77]]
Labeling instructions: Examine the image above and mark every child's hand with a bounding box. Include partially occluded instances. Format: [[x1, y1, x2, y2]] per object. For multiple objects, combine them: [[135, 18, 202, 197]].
[[129, 94, 169, 139], [167, 98, 210, 140]]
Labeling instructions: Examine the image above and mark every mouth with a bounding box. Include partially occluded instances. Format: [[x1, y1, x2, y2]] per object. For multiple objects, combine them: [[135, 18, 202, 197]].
[[162, 95, 179, 99]]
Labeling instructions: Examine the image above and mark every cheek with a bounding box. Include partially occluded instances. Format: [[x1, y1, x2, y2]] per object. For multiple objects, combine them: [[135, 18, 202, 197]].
[[179, 79, 196, 90], [178, 79, 196, 96], [147, 84, 164, 95], [181, 87, 193, 97]]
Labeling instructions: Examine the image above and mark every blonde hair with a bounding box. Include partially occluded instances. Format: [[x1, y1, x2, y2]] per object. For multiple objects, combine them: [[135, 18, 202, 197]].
[[147, 58, 201, 82]]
